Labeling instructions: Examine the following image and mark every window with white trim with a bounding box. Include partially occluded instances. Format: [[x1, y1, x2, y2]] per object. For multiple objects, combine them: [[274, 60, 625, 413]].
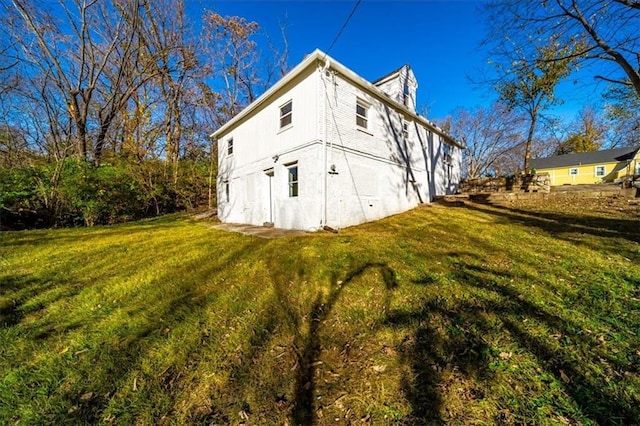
[[223, 180, 229, 202], [569, 168, 578, 176], [402, 120, 409, 139], [595, 165, 606, 177], [443, 143, 452, 165], [227, 138, 233, 155], [287, 162, 298, 197], [356, 100, 369, 129], [280, 100, 292, 128]]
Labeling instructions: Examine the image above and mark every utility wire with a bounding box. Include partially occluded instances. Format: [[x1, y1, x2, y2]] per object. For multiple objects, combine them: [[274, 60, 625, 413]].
[[324, 0, 362, 56]]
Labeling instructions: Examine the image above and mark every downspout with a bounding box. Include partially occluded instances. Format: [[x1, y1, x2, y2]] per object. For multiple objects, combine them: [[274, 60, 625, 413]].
[[320, 59, 330, 227]]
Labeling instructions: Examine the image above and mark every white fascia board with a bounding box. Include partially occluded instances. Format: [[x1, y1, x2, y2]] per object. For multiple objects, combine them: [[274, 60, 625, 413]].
[[210, 49, 325, 139], [210, 48, 463, 149]]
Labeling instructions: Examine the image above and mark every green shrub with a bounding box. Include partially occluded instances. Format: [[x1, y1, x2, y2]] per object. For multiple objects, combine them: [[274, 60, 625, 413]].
[[1, 157, 211, 228]]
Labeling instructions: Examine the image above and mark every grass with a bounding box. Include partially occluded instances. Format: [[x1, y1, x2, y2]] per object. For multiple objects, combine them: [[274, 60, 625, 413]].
[[1, 201, 639, 425]]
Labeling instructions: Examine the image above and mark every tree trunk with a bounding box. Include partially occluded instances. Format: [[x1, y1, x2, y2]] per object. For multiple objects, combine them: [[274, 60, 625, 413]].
[[208, 138, 217, 209], [523, 112, 537, 173]]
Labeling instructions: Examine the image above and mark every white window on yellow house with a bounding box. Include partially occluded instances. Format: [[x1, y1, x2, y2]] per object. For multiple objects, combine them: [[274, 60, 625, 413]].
[[569, 168, 578, 176], [595, 165, 606, 178]]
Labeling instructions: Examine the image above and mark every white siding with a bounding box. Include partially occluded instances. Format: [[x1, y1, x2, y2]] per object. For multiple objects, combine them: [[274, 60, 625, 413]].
[[217, 67, 324, 230], [216, 52, 462, 231], [321, 72, 432, 228]]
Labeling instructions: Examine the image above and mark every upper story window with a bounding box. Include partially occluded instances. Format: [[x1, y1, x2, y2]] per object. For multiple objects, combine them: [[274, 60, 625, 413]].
[[356, 100, 369, 129], [227, 138, 233, 155], [569, 168, 578, 176], [443, 143, 452, 164], [280, 100, 292, 128], [595, 165, 606, 177], [287, 162, 298, 197], [402, 120, 409, 139]]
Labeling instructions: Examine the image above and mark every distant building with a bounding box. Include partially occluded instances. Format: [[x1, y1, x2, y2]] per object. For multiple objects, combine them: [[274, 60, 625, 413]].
[[211, 49, 462, 231], [531, 146, 640, 186]]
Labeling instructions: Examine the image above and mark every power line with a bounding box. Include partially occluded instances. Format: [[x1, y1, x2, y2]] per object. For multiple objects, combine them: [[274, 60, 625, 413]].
[[325, 0, 362, 56]]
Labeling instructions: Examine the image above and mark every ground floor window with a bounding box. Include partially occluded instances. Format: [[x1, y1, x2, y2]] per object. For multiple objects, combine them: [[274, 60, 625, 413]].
[[569, 168, 578, 176], [595, 165, 606, 178], [287, 162, 298, 197], [224, 180, 229, 202]]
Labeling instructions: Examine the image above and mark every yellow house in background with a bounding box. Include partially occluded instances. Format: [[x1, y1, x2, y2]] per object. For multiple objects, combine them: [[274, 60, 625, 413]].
[[531, 146, 640, 186]]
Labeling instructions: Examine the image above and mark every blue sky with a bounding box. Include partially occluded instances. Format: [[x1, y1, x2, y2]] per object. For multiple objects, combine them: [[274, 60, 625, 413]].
[[195, 0, 605, 122]]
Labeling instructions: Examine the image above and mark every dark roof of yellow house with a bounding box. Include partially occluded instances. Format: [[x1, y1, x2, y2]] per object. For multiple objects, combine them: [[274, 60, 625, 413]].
[[531, 146, 639, 169]]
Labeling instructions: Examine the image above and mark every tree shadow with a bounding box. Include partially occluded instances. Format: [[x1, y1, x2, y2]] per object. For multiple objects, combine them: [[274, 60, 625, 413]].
[[2, 236, 266, 425], [245, 251, 400, 425], [458, 261, 640, 423], [187, 244, 399, 425], [0, 273, 77, 329], [384, 289, 494, 424], [288, 262, 398, 425], [464, 201, 640, 245], [381, 105, 425, 204], [385, 235, 640, 424]]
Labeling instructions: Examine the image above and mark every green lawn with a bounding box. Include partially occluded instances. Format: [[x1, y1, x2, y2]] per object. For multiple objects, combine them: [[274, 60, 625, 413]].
[[1, 202, 639, 425]]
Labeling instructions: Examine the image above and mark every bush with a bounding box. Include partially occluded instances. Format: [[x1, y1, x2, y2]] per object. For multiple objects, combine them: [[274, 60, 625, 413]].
[[0, 157, 211, 229]]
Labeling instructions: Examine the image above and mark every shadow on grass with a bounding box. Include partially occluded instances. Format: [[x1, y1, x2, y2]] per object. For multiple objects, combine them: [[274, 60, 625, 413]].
[[462, 201, 640, 252], [0, 216, 188, 249], [1, 235, 266, 425], [385, 299, 494, 425], [0, 274, 77, 329], [386, 238, 639, 423], [286, 262, 398, 425], [191, 252, 399, 425]]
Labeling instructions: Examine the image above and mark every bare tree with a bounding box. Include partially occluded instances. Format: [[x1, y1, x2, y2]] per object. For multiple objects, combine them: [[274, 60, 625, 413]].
[[0, 0, 293, 224], [137, 0, 203, 183], [446, 103, 526, 178], [485, 0, 640, 97], [202, 13, 263, 124], [6, 0, 167, 165]]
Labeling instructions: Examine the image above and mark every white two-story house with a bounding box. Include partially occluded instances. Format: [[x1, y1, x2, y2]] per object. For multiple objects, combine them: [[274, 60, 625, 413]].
[[212, 49, 462, 231]]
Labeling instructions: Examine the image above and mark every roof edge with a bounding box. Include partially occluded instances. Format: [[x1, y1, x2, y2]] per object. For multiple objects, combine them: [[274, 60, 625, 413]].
[[211, 49, 462, 148], [371, 64, 410, 86], [210, 48, 324, 139]]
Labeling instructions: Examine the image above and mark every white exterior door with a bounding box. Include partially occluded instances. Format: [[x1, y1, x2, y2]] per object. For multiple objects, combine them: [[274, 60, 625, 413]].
[[264, 169, 274, 225]]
